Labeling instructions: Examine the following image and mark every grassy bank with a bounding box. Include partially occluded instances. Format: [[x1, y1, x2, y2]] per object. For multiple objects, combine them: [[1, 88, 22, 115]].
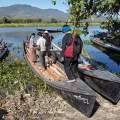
[[0, 56, 53, 94], [0, 22, 101, 27], [0, 23, 65, 27]]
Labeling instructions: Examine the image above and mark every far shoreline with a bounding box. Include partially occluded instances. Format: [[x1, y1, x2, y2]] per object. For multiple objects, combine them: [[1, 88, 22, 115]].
[[0, 22, 101, 28]]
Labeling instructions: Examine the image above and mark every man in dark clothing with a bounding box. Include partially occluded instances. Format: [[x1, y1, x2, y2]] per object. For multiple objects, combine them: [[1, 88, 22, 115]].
[[62, 26, 83, 82], [42, 30, 54, 65], [43, 31, 53, 56]]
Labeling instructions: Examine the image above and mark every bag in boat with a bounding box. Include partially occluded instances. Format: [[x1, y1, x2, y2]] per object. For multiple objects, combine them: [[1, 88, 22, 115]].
[[64, 38, 75, 58]]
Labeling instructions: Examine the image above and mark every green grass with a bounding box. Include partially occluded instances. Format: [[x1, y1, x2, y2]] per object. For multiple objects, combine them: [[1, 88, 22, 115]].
[[83, 39, 92, 45], [0, 22, 101, 27], [0, 55, 54, 94], [82, 48, 91, 58], [0, 23, 65, 27]]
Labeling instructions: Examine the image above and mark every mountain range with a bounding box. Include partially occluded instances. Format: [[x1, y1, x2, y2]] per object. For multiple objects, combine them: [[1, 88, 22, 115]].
[[0, 4, 68, 21]]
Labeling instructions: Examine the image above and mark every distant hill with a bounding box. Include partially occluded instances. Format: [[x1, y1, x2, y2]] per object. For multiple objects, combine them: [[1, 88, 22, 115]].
[[0, 4, 68, 21]]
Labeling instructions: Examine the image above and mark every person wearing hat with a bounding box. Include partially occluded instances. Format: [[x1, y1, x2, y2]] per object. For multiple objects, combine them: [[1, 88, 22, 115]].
[[62, 25, 83, 82], [43, 30, 54, 64], [36, 32, 47, 70], [43, 31, 51, 52]]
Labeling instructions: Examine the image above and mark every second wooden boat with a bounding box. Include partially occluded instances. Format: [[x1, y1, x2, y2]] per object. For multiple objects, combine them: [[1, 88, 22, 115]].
[[91, 38, 120, 53], [78, 56, 120, 104]]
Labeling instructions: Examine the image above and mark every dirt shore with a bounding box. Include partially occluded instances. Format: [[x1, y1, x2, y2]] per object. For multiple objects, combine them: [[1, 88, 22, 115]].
[[0, 90, 120, 120]]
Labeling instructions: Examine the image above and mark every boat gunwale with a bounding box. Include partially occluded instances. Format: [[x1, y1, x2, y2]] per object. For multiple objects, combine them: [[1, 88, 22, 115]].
[[91, 39, 120, 52]]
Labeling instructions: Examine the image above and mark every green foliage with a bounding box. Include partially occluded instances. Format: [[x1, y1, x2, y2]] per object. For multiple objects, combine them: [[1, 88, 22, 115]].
[[68, 0, 93, 27], [53, 0, 97, 27], [101, 19, 120, 33], [96, 0, 120, 16], [52, 0, 56, 5], [0, 17, 42, 24], [2, 17, 11, 24], [53, 0, 120, 30], [83, 39, 92, 45], [81, 48, 90, 58], [96, 0, 120, 32], [0, 17, 11, 24], [50, 18, 58, 23], [0, 57, 53, 94]]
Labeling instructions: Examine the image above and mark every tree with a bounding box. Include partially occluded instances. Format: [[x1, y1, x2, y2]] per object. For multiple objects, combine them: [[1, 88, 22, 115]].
[[52, 0, 120, 29], [96, 0, 120, 17], [96, 0, 120, 32], [50, 18, 58, 23], [52, 0, 99, 27], [2, 17, 11, 24]]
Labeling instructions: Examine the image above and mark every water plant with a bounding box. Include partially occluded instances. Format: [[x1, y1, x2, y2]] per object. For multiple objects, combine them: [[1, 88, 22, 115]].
[[0, 56, 53, 94]]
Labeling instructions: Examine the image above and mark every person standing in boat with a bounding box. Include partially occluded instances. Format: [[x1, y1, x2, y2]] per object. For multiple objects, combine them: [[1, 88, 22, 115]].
[[29, 33, 37, 63], [62, 25, 83, 82], [36, 32, 47, 70], [42, 30, 53, 64]]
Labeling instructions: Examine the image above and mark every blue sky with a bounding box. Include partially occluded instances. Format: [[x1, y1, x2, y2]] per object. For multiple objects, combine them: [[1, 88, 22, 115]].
[[0, 0, 68, 13]]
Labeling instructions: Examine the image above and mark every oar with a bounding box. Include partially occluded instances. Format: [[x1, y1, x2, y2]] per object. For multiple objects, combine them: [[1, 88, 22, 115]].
[[51, 42, 62, 51]]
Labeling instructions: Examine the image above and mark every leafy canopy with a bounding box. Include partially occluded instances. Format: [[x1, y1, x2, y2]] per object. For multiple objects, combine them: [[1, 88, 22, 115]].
[[52, 0, 120, 28]]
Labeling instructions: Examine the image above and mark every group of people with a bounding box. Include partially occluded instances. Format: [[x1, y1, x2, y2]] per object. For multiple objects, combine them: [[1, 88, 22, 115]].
[[28, 25, 83, 83], [28, 30, 53, 70]]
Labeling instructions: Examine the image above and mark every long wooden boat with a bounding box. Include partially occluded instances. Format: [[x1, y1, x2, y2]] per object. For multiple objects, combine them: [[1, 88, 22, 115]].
[[78, 56, 120, 104], [23, 42, 97, 117], [37, 28, 62, 33], [0, 46, 9, 60], [91, 38, 120, 53], [51, 42, 120, 104]]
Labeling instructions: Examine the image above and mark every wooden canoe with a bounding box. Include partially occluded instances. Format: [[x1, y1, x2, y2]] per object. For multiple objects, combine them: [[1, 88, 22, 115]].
[[23, 41, 97, 117], [78, 56, 120, 104], [91, 38, 120, 53], [51, 42, 120, 104]]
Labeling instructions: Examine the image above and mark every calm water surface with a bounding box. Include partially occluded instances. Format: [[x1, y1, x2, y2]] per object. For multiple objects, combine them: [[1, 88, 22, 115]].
[[0, 26, 120, 73]]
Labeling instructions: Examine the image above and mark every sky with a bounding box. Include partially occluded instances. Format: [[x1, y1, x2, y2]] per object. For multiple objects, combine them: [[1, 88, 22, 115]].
[[0, 0, 68, 13]]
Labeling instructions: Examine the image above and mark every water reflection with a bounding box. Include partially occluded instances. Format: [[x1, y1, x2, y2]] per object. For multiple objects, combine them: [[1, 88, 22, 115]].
[[92, 44, 120, 65], [85, 45, 120, 73]]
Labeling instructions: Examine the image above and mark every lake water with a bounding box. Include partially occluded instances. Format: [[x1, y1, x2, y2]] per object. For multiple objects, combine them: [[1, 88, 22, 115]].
[[0, 26, 120, 73]]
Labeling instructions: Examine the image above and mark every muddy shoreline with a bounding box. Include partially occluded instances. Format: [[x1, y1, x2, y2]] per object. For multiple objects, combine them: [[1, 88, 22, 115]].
[[0, 90, 120, 120]]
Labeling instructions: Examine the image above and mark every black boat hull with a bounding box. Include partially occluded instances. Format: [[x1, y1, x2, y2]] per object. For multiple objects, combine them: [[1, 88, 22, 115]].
[[92, 39, 120, 53], [60, 91, 96, 117], [27, 62, 97, 117], [81, 74, 120, 104]]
